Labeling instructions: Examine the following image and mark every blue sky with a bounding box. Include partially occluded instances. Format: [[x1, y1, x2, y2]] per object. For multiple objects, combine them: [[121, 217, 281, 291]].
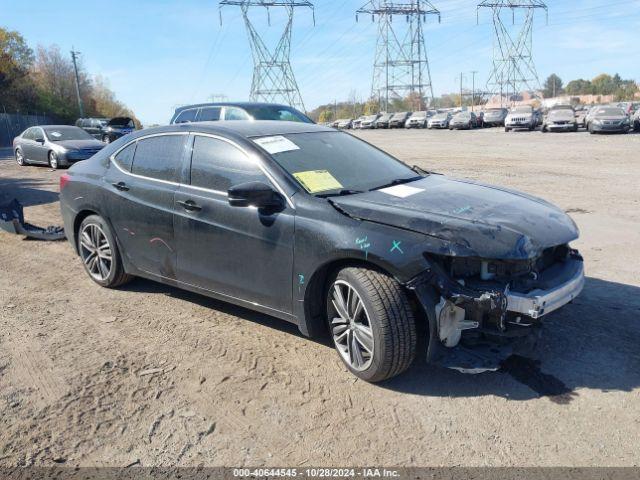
[[2, 0, 639, 124]]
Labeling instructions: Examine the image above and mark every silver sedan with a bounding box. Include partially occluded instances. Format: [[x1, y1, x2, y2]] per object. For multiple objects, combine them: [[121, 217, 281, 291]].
[[13, 125, 106, 169]]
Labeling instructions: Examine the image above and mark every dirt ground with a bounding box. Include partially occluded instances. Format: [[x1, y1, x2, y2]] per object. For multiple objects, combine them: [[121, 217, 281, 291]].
[[1, 127, 639, 468]]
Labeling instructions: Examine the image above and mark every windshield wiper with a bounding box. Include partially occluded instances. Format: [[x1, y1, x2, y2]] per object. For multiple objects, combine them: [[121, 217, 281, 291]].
[[369, 176, 422, 192], [316, 189, 365, 198]]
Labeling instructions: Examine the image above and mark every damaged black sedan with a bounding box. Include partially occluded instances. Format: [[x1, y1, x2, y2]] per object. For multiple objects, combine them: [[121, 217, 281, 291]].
[[59, 121, 584, 382]]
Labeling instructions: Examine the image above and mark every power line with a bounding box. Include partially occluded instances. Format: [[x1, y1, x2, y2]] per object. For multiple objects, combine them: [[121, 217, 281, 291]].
[[219, 0, 314, 111], [357, 0, 441, 112], [478, 0, 548, 107]]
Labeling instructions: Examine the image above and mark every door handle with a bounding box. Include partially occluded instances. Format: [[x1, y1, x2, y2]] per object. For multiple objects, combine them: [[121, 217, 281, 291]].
[[177, 200, 202, 212], [112, 181, 129, 191]]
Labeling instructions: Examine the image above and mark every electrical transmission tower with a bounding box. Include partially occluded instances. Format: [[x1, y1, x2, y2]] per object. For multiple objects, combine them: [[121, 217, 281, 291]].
[[357, 1, 440, 112], [219, 1, 314, 111], [478, 1, 548, 106]]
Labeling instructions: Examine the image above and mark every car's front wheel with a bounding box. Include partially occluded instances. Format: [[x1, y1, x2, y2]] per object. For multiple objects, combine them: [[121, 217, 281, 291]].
[[48, 151, 59, 169], [327, 267, 416, 382], [78, 215, 133, 288]]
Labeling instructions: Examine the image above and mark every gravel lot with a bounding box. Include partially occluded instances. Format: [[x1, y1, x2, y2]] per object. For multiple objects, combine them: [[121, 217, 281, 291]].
[[1, 128, 639, 468]]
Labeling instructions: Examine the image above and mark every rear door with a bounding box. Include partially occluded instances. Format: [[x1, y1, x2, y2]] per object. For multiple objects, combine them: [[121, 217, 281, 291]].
[[174, 134, 295, 313], [20, 128, 38, 161], [103, 133, 188, 279]]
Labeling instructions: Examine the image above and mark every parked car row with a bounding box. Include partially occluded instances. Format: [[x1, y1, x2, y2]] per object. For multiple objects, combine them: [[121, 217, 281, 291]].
[[332, 102, 639, 135]]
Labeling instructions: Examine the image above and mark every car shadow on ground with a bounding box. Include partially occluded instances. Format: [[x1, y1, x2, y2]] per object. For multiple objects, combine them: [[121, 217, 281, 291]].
[[0, 177, 60, 207], [382, 277, 640, 403], [122, 275, 640, 404]]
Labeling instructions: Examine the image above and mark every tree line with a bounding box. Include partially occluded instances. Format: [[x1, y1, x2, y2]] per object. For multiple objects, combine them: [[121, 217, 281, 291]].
[[0, 27, 139, 125], [542, 73, 638, 100]]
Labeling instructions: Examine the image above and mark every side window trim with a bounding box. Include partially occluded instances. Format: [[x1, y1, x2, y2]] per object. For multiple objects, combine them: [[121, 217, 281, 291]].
[[109, 132, 294, 209], [187, 132, 294, 209], [109, 132, 189, 186]]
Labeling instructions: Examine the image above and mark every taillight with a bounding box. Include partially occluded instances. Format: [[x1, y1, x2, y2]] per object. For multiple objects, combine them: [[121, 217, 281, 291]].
[[60, 173, 71, 191]]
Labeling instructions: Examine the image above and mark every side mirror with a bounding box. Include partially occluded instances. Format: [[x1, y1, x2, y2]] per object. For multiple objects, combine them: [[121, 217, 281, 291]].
[[35, 137, 45, 144], [228, 181, 284, 210]]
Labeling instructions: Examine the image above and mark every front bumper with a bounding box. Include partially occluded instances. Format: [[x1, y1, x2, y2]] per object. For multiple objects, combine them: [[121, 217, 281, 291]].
[[591, 122, 629, 133], [506, 259, 584, 319], [547, 123, 576, 131], [407, 253, 584, 373]]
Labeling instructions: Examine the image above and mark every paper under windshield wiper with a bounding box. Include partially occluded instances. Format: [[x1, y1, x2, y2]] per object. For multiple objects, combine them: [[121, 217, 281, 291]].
[[370, 176, 422, 192]]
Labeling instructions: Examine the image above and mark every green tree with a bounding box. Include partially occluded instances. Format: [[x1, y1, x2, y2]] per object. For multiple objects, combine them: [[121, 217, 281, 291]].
[[0, 27, 36, 110], [565, 79, 592, 95], [318, 110, 334, 123], [542, 74, 564, 98]]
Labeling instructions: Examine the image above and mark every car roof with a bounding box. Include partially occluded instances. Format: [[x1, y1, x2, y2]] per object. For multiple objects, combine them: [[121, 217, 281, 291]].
[[138, 120, 333, 139], [173, 102, 297, 114]]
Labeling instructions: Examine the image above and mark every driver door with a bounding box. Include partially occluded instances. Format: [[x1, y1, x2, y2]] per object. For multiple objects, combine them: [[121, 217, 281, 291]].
[[174, 134, 295, 314], [32, 127, 48, 163]]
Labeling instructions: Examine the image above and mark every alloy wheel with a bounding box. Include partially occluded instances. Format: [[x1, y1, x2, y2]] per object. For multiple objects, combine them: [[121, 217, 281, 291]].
[[79, 224, 113, 281], [15, 149, 24, 166], [49, 152, 58, 169], [330, 280, 374, 371]]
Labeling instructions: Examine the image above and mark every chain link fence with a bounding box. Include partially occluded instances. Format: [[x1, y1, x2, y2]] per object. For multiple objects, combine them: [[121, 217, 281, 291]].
[[0, 108, 57, 147]]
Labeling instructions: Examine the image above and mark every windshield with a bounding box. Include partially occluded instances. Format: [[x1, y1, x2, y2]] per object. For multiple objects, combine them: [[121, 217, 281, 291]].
[[243, 105, 312, 123], [454, 112, 470, 119], [253, 131, 419, 196], [392, 113, 408, 119], [44, 126, 94, 141], [595, 108, 625, 116], [364, 115, 378, 121], [512, 106, 532, 113], [486, 109, 504, 115], [411, 111, 427, 118], [433, 113, 448, 120], [549, 110, 574, 118]]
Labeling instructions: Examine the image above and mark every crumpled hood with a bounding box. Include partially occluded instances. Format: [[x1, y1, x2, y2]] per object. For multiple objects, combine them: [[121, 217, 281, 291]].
[[56, 139, 105, 150], [331, 175, 579, 260]]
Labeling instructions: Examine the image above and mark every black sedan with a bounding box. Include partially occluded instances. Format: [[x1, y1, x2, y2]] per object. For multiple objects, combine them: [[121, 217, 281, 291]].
[[59, 121, 584, 382], [13, 125, 106, 169]]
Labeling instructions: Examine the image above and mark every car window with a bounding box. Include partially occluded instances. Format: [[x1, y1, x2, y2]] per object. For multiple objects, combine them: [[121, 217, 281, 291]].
[[114, 142, 137, 172], [33, 128, 45, 141], [256, 131, 417, 195], [243, 105, 312, 123], [196, 107, 222, 122], [131, 135, 185, 182], [43, 126, 93, 141], [224, 107, 251, 121], [174, 109, 197, 124], [190, 135, 266, 191], [22, 128, 35, 140]]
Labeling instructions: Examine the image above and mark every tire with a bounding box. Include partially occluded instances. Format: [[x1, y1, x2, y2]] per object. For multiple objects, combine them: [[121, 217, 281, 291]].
[[15, 148, 26, 166], [589, 125, 596, 135], [326, 267, 416, 383], [48, 151, 59, 169], [505, 127, 511, 132], [102, 135, 111, 144], [77, 215, 133, 288], [542, 125, 547, 133]]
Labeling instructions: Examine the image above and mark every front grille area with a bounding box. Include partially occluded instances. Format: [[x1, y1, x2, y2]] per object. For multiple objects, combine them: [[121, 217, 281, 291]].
[[509, 117, 529, 123], [67, 148, 102, 160]]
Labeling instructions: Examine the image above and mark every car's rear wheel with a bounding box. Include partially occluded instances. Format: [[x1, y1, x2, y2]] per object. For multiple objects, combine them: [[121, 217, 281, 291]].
[[48, 151, 59, 169], [327, 267, 416, 383], [78, 215, 132, 288], [15, 148, 26, 166]]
